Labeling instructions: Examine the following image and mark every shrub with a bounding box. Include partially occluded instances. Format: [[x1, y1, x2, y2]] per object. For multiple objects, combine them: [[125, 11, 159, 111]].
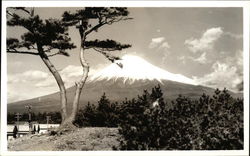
[[118, 85, 168, 150], [96, 93, 120, 127], [75, 93, 121, 127], [74, 85, 243, 150], [75, 102, 98, 127], [117, 87, 243, 150]]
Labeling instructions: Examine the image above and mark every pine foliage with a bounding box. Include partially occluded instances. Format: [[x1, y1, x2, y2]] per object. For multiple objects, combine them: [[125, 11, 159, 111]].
[[117, 87, 243, 150], [7, 8, 76, 56], [62, 7, 132, 63]]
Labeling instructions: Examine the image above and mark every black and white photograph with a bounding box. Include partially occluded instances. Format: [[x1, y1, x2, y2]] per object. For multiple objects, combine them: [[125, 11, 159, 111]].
[[1, 1, 249, 155]]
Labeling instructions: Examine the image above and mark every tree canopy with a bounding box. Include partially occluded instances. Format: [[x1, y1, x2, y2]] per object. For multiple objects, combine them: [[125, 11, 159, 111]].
[[62, 7, 132, 64], [7, 8, 76, 57]]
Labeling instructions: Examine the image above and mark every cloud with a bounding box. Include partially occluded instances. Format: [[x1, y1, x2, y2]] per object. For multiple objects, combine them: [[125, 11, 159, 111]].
[[7, 84, 58, 103], [61, 65, 82, 78], [194, 50, 243, 92], [235, 50, 243, 67], [185, 27, 223, 53], [149, 37, 171, 51], [32, 65, 101, 88], [194, 62, 239, 91], [8, 66, 83, 102], [161, 51, 171, 65], [160, 42, 170, 49], [60, 65, 84, 87], [8, 70, 53, 102], [35, 78, 55, 87], [8, 70, 49, 84], [178, 56, 186, 64], [23, 70, 49, 80], [7, 64, 108, 103], [189, 53, 207, 64], [34, 65, 84, 88], [149, 37, 171, 63], [149, 37, 166, 49], [224, 32, 243, 40]]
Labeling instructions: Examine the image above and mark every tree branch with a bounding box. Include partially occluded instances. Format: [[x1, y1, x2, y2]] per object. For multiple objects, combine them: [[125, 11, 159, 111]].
[[85, 39, 131, 51], [44, 47, 54, 52], [6, 11, 14, 17], [85, 17, 132, 36], [14, 7, 34, 16], [85, 22, 106, 36], [30, 45, 37, 50], [7, 49, 39, 55], [47, 52, 61, 57], [93, 48, 120, 63], [93, 48, 123, 68]]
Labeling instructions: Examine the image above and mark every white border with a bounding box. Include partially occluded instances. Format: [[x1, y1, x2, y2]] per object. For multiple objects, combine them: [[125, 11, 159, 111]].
[[1, 1, 249, 156], [243, 3, 250, 154]]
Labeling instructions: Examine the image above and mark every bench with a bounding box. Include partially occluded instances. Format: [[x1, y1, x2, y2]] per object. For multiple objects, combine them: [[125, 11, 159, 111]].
[[7, 131, 30, 140]]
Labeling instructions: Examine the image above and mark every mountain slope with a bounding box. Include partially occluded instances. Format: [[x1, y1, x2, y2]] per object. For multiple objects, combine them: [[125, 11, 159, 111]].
[[7, 79, 242, 113], [90, 55, 196, 85], [7, 55, 242, 113]]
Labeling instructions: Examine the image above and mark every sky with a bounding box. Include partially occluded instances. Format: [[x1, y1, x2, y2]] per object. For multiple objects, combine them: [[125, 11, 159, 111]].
[[7, 7, 243, 103]]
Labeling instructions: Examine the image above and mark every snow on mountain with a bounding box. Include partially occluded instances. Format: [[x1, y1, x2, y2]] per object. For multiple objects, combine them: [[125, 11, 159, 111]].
[[89, 55, 196, 85]]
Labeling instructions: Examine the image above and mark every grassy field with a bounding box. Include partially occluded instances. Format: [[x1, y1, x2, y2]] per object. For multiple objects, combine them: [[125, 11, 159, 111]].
[[8, 127, 120, 151]]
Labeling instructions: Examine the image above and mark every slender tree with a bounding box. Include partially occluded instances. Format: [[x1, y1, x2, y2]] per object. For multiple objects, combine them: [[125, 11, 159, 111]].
[[61, 7, 132, 127], [6, 7, 76, 123]]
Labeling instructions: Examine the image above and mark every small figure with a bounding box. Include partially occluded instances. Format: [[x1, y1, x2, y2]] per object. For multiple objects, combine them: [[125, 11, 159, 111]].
[[33, 125, 36, 134], [37, 124, 40, 134], [13, 125, 18, 139]]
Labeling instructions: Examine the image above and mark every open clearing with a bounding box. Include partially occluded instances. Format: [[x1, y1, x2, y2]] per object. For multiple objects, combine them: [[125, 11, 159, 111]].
[[8, 127, 120, 151]]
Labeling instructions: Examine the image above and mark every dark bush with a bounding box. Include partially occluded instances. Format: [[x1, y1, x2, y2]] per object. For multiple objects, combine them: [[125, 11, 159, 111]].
[[117, 87, 243, 150], [75, 102, 98, 127], [75, 93, 121, 127]]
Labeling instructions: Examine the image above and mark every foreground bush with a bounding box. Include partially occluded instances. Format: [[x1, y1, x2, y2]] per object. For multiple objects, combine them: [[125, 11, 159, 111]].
[[73, 85, 243, 150], [75, 93, 121, 127], [117, 87, 243, 150]]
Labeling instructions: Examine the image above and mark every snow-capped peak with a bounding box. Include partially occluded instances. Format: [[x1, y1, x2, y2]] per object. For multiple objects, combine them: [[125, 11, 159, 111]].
[[89, 55, 196, 85]]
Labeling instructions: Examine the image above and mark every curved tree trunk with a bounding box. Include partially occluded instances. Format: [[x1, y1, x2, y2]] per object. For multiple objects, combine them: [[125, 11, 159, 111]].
[[62, 47, 89, 126], [60, 20, 90, 128], [37, 45, 68, 123]]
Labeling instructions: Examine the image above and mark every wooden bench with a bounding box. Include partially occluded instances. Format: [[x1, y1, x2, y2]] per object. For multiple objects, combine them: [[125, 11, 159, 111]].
[[7, 131, 30, 140]]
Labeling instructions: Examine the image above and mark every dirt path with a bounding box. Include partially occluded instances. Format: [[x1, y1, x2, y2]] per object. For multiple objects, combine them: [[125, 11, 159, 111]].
[[8, 127, 120, 151]]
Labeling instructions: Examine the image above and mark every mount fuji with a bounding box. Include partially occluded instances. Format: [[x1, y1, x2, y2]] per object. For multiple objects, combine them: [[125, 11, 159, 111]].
[[89, 55, 196, 85], [7, 55, 242, 113]]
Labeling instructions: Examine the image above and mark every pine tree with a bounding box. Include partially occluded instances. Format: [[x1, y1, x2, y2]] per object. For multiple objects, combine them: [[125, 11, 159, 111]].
[[7, 7, 132, 130], [117, 87, 243, 150], [75, 102, 98, 127], [96, 93, 112, 127], [7, 7, 75, 124], [118, 85, 167, 150], [60, 7, 132, 128]]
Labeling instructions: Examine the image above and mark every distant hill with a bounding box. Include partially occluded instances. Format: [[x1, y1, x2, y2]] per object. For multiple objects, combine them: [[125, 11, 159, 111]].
[[7, 55, 243, 113], [7, 79, 242, 113]]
